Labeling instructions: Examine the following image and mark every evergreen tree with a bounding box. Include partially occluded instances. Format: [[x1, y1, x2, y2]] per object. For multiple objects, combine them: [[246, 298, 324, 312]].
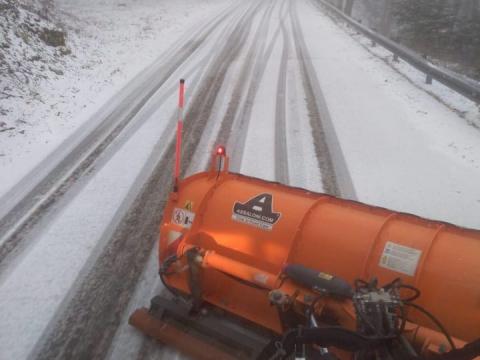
[[330, 0, 480, 78]]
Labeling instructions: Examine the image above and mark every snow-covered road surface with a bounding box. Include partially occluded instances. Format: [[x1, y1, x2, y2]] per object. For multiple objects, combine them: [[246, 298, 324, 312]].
[[303, 0, 480, 228], [1, 0, 480, 359]]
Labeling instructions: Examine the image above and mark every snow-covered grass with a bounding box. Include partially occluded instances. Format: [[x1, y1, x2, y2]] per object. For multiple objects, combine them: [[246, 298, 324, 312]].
[[300, 0, 480, 229], [0, 1, 67, 129], [319, 1, 480, 129], [348, 31, 480, 129], [0, 0, 230, 198]]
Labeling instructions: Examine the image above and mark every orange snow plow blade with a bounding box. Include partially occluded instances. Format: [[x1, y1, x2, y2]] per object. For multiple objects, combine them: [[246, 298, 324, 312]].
[[130, 149, 480, 359]]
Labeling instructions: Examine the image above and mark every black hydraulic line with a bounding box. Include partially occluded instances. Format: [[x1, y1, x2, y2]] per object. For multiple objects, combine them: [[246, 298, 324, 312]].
[[399, 335, 419, 358], [159, 271, 183, 299], [432, 339, 480, 360], [404, 302, 456, 350], [398, 305, 407, 335], [399, 284, 421, 302], [306, 295, 324, 327], [158, 255, 186, 300], [186, 248, 205, 313]]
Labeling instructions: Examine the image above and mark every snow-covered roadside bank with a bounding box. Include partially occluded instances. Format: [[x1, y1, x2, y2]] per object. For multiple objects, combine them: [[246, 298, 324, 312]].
[[0, 2, 247, 356], [0, 0, 231, 198], [331, 8, 480, 129], [298, 0, 480, 229]]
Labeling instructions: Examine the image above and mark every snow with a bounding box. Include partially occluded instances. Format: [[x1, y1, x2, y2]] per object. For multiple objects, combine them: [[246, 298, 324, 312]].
[[0, 1, 234, 358], [185, 52, 241, 176], [106, 16, 259, 356], [105, 242, 162, 360], [285, 23, 324, 193], [0, 30, 230, 353], [346, 28, 480, 129], [298, 0, 480, 229], [1, 0, 480, 358], [240, 9, 282, 183], [0, 0, 231, 198], [0, 85, 178, 360]]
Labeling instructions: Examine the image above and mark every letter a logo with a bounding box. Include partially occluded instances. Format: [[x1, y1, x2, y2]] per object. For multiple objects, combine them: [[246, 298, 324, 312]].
[[232, 193, 281, 231]]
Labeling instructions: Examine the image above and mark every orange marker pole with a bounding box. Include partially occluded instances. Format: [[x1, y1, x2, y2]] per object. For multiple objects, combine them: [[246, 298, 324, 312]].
[[174, 79, 185, 192]]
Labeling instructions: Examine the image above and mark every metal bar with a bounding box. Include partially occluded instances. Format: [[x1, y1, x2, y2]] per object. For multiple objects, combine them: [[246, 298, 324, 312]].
[[174, 79, 185, 189], [129, 308, 238, 360], [316, 0, 480, 104], [202, 250, 279, 289], [146, 295, 272, 358]]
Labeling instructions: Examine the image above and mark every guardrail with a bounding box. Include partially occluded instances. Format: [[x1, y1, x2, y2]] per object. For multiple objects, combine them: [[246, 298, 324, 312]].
[[317, 0, 480, 104]]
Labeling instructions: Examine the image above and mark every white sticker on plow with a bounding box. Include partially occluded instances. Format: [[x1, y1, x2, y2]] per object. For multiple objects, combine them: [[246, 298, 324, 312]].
[[172, 208, 195, 229], [379, 241, 422, 276]]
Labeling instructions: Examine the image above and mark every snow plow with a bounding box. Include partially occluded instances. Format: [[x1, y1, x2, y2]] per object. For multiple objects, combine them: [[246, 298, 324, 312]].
[[129, 81, 480, 360]]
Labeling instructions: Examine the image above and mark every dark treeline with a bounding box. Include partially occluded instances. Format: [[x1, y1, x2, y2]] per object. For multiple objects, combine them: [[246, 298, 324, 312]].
[[328, 0, 480, 81]]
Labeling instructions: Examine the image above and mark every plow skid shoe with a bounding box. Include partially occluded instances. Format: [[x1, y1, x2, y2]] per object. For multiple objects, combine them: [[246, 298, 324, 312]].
[[128, 296, 272, 360]]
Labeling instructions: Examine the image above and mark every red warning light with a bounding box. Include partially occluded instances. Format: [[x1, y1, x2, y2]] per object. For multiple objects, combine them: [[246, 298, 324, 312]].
[[216, 145, 226, 156]]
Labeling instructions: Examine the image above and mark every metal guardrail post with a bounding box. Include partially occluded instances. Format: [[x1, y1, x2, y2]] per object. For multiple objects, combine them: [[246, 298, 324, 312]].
[[316, 0, 480, 104], [344, 0, 354, 16], [426, 74, 433, 85]]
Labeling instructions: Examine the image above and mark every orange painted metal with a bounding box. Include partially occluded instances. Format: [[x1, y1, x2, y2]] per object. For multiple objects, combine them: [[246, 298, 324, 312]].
[[202, 250, 279, 289], [129, 308, 237, 360], [159, 154, 480, 347]]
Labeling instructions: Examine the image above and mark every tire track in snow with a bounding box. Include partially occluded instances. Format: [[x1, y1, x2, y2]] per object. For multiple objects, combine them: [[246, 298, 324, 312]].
[[227, 0, 281, 171], [108, 3, 286, 359], [130, 6, 285, 360], [31, 2, 263, 360], [212, 0, 284, 164], [0, 59, 209, 281], [274, 12, 291, 184], [0, 1, 245, 273], [289, 0, 356, 198], [228, 0, 289, 175]]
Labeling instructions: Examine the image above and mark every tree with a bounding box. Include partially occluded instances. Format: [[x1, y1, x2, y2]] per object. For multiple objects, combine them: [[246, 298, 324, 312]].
[[351, 0, 480, 79], [392, 0, 480, 78]]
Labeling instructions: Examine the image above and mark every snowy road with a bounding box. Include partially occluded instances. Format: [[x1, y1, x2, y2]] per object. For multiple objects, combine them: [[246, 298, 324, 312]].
[[1, 0, 480, 359]]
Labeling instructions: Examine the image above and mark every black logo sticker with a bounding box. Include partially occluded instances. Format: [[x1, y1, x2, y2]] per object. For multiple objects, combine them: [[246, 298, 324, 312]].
[[232, 193, 281, 231]]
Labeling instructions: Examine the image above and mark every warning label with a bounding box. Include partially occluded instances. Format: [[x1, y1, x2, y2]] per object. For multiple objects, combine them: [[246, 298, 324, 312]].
[[184, 200, 194, 211], [172, 208, 195, 229], [232, 193, 281, 231], [379, 241, 422, 276]]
